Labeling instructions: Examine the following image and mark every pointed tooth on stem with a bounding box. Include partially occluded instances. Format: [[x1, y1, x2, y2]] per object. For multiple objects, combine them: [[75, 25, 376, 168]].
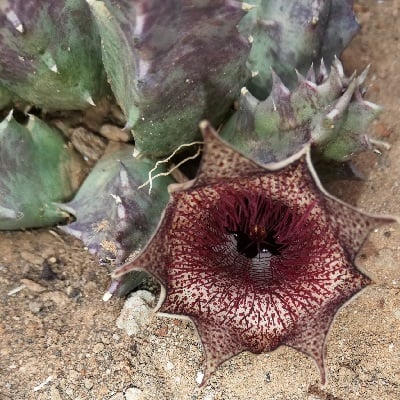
[[85, 95, 96, 106], [319, 59, 328, 81], [241, 2, 256, 11], [50, 63, 58, 73], [6, 10, 24, 33], [358, 64, 370, 86], [332, 55, 344, 78], [5, 109, 14, 122], [306, 63, 316, 82]]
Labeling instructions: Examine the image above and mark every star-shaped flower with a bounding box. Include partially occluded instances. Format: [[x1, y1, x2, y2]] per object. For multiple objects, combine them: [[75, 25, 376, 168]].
[[113, 121, 396, 384]]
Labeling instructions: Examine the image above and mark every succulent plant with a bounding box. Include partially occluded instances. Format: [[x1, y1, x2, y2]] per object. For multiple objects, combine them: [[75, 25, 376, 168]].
[[0, 112, 86, 229], [0, 0, 106, 110], [0, 0, 396, 389], [113, 122, 397, 384], [240, 0, 359, 99], [220, 58, 382, 165], [88, 0, 250, 158], [59, 142, 175, 296], [59, 143, 174, 262]]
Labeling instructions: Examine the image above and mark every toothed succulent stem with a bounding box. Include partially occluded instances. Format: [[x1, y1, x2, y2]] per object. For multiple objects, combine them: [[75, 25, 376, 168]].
[[0, 112, 87, 229], [239, 0, 359, 99], [88, 0, 250, 158], [220, 60, 382, 165], [0, 0, 107, 110]]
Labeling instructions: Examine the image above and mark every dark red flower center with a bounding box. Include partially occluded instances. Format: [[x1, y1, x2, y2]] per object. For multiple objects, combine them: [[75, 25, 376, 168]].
[[229, 227, 286, 258], [227, 198, 289, 259], [202, 187, 317, 286]]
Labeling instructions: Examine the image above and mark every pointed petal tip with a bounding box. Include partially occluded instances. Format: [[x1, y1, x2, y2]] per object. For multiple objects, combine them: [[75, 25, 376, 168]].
[[102, 291, 113, 302], [195, 371, 205, 386], [199, 120, 216, 139]]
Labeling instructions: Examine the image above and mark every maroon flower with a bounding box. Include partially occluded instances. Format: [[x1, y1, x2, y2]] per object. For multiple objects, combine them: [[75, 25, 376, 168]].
[[113, 121, 396, 384]]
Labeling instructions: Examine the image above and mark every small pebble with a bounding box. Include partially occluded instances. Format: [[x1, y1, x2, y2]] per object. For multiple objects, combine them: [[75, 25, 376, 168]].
[[28, 301, 42, 314], [101, 335, 111, 345], [84, 378, 94, 390], [47, 256, 57, 264], [70, 126, 107, 163], [93, 342, 105, 354], [196, 372, 204, 384], [99, 124, 131, 142], [125, 387, 145, 400], [117, 290, 155, 336], [112, 333, 120, 341]]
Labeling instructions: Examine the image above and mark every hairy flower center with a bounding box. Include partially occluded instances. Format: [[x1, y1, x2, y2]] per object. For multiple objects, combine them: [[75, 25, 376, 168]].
[[229, 225, 286, 259], [203, 189, 317, 286]]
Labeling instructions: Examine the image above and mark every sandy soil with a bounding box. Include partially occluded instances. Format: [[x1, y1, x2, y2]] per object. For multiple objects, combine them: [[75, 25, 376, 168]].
[[1, 1, 399, 399]]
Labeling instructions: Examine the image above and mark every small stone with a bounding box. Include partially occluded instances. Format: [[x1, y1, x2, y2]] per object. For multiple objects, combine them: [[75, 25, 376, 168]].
[[70, 126, 107, 163], [101, 335, 111, 345], [47, 256, 57, 265], [93, 342, 105, 354], [125, 387, 145, 400], [99, 124, 131, 142], [112, 333, 120, 341], [84, 378, 94, 390], [117, 290, 155, 336], [196, 371, 204, 385], [28, 301, 42, 313]]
